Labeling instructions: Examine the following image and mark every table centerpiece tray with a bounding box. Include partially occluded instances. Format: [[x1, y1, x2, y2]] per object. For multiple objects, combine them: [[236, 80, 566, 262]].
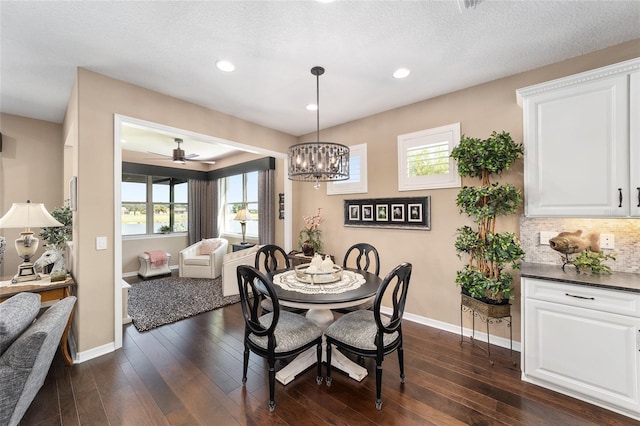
[[294, 264, 343, 285]]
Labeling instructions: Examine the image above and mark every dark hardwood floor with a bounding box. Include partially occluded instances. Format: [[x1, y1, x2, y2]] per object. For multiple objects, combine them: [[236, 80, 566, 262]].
[[22, 291, 636, 425]]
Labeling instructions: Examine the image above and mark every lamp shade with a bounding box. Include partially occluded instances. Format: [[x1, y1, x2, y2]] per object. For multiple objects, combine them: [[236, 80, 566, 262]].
[[0, 201, 63, 229], [233, 208, 254, 222]]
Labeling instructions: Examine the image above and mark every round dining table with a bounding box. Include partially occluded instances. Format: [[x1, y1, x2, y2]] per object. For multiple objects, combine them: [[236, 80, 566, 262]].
[[266, 267, 381, 385]]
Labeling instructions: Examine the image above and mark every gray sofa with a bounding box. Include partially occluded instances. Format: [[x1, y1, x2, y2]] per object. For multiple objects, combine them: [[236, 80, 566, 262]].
[[0, 292, 76, 426]]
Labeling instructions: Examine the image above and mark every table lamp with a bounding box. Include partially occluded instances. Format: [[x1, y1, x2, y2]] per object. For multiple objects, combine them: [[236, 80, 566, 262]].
[[233, 208, 254, 245], [0, 200, 63, 283]]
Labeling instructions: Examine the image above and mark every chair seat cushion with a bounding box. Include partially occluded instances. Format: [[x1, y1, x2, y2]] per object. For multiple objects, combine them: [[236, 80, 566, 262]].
[[249, 311, 322, 353], [183, 255, 211, 266], [325, 310, 398, 351]]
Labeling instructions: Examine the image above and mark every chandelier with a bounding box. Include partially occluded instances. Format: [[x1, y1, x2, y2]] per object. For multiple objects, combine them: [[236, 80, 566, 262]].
[[288, 66, 349, 188]]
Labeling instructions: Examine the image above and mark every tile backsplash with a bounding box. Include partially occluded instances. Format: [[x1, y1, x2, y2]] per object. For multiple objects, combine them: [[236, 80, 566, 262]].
[[520, 216, 640, 274]]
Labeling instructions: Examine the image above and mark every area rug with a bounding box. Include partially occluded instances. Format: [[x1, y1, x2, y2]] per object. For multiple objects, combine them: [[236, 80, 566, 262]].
[[127, 276, 239, 332]]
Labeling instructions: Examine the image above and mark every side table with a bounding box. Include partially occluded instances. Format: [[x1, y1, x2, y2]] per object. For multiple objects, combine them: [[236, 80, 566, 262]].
[[0, 275, 77, 365], [232, 242, 256, 252]]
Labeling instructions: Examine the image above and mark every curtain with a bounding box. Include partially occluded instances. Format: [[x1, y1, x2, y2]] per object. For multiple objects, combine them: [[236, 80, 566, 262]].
[[188, 179, 218, 245], [258, 169, 275, 244]]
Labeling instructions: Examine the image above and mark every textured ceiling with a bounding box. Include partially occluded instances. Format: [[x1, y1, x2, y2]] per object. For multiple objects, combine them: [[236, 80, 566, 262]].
[[1, 1, 639, 138]]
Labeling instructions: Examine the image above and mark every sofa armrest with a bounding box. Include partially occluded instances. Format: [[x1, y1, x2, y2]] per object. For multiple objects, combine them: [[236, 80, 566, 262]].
[[210, 238, 229, 277], [221, 245, 260, 297], [0, 296, 76, 426], [179, 242, 200, 261], [179, 242, 202, 277]]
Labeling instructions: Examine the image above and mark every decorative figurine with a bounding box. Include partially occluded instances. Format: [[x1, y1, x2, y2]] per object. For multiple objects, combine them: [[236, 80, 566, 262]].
[[548, 230, 601, 270]]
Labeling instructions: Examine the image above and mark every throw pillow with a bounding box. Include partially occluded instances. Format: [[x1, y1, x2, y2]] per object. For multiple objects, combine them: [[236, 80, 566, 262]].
[[198, 239, 221, 255], [0, 292, 41, 355]]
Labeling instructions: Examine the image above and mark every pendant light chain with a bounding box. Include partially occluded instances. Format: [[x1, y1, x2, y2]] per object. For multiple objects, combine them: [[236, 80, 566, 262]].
[[287, 66, 350, 183]]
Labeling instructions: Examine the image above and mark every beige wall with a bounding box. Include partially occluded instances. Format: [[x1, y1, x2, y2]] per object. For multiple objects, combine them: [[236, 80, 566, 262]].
[[293, 39, 640, 342], [0, 113, 64, 278], [69, 69, 295, 354], [122, 235, 187, 273]]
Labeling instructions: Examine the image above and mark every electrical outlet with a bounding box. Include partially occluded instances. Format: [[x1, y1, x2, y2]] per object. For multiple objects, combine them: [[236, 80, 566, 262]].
[[600, 233, 615, 250], [539, 231, 558, 245]]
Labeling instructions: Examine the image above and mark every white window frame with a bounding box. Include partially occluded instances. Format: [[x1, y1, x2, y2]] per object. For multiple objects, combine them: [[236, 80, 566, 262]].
[[327, 143, 368, 195], [220, 172, 259, 238], [397, 123, 461, 191]]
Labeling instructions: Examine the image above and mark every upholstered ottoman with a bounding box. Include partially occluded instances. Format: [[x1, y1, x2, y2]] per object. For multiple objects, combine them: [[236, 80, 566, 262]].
[[137, 252, 172, 278]]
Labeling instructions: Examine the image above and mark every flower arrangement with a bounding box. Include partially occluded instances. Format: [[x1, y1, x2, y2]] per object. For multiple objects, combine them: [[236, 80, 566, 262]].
[[299, 208, 324, 255]]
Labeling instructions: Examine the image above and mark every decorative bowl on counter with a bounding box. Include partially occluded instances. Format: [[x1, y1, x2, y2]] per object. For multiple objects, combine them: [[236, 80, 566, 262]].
[[294, 264, 343, 284]]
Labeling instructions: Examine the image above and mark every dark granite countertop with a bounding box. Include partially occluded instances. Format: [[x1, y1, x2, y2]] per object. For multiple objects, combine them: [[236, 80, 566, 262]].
[[521, 262, 640, 293]]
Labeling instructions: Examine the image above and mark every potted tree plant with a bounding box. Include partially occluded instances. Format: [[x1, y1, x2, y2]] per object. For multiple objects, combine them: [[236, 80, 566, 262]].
[[450, 131, 525, 315], [38, 200, 72, 280]]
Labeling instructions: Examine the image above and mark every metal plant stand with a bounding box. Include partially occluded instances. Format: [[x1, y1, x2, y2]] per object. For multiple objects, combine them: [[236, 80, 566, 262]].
[[459, 293, 515, 366]]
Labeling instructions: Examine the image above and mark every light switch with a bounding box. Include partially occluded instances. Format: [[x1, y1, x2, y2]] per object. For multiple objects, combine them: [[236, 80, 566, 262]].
[[96, 236, 107, 250]]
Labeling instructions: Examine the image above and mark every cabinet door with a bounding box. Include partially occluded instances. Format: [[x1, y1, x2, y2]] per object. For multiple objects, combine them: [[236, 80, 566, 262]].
[[524, 298, 640, 412], [523, 75, 629, 216], [630, 71, 640, 217]]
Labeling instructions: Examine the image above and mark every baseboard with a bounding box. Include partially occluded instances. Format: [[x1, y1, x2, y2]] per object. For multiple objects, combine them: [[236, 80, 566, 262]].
[[75, 342, 115, 364], [380, 306, 521, 352]]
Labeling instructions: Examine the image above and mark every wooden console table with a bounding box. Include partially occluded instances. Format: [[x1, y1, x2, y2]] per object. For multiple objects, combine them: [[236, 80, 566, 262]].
[[0, 275, 76, 365]]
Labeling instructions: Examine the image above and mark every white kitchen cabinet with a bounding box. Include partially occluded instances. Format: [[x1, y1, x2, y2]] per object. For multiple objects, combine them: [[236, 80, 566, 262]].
[[630, 71, 640, 217], [522, 277, 640, 420], [517, 58, 640, 217]]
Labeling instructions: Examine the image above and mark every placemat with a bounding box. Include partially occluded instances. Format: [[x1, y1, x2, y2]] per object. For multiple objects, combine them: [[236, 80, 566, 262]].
[[272, 270, 365, 295]]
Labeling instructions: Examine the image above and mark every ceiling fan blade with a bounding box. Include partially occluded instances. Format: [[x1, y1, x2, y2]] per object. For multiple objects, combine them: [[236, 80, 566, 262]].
[[146, 151, 172, 158], [184, 153, 199, 159]]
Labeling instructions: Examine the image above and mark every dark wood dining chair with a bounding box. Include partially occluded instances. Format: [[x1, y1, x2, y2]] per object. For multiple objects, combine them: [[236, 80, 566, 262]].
[[324, 262, 412, 410], [343, 242, 380, 276], [334, 243, 381, 314], [254, 244, 304, 314], [236, 264, 323, 412]]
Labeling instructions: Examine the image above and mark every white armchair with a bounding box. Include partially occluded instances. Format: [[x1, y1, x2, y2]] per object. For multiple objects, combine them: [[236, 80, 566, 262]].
[[179, 238, 229, 279]]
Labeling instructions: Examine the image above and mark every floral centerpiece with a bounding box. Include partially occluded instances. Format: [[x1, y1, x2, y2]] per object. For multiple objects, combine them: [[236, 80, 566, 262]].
[[299, 208, 323, 256]]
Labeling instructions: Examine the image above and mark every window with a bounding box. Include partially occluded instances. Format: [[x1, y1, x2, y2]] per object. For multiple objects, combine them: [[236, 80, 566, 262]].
[[397, 123, 461, 191], [121, 174, 188, 235], [327, 143, 368, 195], [221, 171, 259, 238]]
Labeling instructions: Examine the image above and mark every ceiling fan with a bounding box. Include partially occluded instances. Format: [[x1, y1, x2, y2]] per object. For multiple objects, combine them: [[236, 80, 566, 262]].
[[147, 138, 216, 164]]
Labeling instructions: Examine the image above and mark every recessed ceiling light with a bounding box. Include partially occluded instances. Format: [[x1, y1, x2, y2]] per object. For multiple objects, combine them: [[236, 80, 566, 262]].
[[216, 60, 235, 72], [306, 104, 318, 111], [393, 68, 411, 79]]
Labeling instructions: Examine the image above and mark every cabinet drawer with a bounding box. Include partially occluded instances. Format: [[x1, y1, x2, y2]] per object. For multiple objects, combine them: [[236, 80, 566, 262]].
[[524, 278, 640, 317]]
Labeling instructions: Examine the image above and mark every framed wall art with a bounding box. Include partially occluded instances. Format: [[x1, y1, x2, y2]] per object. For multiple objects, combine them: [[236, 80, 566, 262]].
[[278, 193, 285, 220], [344, 196, 430, 230]]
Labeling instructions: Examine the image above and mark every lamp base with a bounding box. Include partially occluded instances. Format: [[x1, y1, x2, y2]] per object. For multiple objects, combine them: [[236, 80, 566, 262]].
[[12, 262, 42, 284]]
